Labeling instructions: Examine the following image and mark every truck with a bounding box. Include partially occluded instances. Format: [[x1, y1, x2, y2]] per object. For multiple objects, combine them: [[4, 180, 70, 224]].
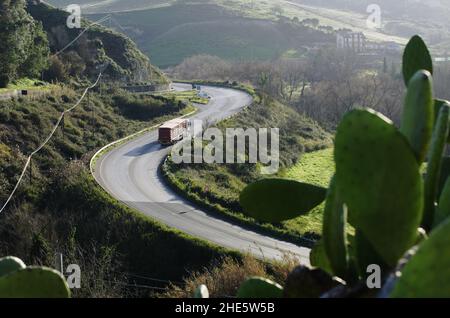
[[158, 118, 189, 145], [198, 91, 211, 99]]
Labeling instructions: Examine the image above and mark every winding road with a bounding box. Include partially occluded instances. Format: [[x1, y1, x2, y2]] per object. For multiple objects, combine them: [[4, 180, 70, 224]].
[[92, 83, 310, 263]]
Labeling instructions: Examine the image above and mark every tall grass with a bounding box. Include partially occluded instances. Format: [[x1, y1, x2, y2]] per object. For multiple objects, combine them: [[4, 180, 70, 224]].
[[161, 254, 298, 298]]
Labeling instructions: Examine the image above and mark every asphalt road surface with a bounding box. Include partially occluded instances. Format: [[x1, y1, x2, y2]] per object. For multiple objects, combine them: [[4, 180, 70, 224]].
[[93, 83, 311, 263]]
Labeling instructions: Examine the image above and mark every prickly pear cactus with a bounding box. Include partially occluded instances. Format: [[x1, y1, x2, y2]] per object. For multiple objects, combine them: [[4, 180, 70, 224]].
[[390, 218, 450, 297], [0, 256, 26, 277], [423, 102, 450, 229], [237, 277, 283, 298], [232, 34, 449, 298], [434, 178, 450, 228], [335, 109, 423, 267], [283, 266, 340, 298], [354, 230, 388, 276], [434, 99, 450, 142], [194, 285, 209, 298], [400, 70, 434, 163], [309, 239, 333, 276], [0, 266, 70, 298], [402, 35, 433, 85], [239, 178, 326, 222], [322, 177, 350, 280]]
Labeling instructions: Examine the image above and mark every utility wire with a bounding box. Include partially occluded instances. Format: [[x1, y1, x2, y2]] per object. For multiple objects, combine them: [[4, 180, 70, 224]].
[[0, 72, 103, 214], [98, 279, 170, 291], [110, 15, 128, 34], [54, 14, 111, 57], [110, 270, 183, 285]]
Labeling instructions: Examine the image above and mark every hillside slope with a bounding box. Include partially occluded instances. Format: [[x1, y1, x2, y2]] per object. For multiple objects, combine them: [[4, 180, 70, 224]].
[[87, 2, 333, 67], [27, 1, 168, 84]]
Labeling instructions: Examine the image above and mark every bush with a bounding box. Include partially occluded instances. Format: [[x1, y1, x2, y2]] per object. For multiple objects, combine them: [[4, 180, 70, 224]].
[[161, 255, 296, 298]]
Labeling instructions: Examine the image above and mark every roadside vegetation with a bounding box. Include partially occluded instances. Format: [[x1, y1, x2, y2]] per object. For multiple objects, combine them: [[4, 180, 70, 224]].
[[0, 78, 55, 94], [169, 52, 406, 129], [160, 254, 298, 298], [282, 148, 334, 187], [153, 89, 210, 105]]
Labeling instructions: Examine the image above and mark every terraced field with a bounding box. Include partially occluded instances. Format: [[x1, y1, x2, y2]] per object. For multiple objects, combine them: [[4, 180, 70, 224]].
[[216, 0, 407, 44]]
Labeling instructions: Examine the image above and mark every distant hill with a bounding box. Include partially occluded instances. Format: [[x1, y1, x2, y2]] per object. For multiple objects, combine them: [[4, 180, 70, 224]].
[[46, 0, 450, 55], [85, 2, 334, 68], [292, 0, 450, 51], [45, 0, 175, 13], [300, 0, 450, 19]]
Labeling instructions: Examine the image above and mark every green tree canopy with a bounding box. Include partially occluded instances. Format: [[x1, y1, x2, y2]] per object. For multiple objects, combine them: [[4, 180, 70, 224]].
[[0, 0, 49, 88]]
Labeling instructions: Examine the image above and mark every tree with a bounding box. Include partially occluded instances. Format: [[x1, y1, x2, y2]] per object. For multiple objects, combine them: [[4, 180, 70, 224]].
[[61, 51, 86, 77], [0, 0, 49, 87], [44, 56, 68, 83], [258, 72, 270, 93], [272, 5, 284, 17], [383, 57, 388, 73], [277, 60, 307, 102], [19, 21, 49, 79]]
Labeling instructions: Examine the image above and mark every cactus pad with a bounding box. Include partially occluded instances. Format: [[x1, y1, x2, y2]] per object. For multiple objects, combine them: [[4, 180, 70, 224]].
[[335, 108, 423, 267], [237, 277, 283, 298], [239, 178, 326, 222], [400, 70, 434, 163], [402, 35, 433, 85], [390, 218, 450, 297], [0, 256, 26, 277], [194, 285, 209, 298], [322, 177, 349, 280], [434, 178, 450, 228], [0, 267, 70, 298]]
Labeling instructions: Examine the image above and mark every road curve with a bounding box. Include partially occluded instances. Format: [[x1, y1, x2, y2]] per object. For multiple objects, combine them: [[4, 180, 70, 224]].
[[93, 83, 310, 263]]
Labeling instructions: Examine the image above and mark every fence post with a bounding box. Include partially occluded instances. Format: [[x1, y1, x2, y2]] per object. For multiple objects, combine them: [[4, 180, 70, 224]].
[[54, 252, 64, 274], [29, 158, 32, 185]]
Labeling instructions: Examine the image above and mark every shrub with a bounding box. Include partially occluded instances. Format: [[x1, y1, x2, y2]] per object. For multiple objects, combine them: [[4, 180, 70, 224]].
[[161, 255, 296, 298]]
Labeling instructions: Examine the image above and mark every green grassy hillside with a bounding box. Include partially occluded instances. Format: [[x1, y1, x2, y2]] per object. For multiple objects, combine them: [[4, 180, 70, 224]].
[[85, 2, 333, 68], [283, 148, 334, 187], [0, 85, 235, 297], [47, 0, 409, 66]]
